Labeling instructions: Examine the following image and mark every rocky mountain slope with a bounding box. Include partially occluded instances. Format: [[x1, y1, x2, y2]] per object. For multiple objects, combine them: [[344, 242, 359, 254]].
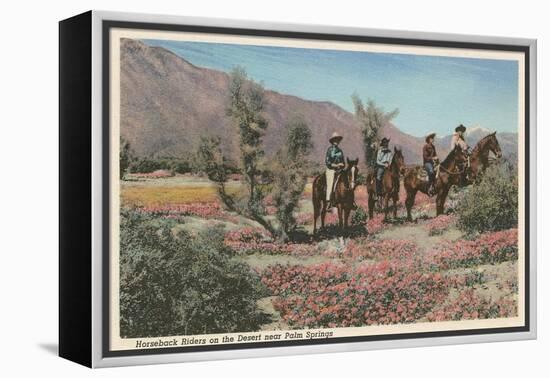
[[120, 39, 517, 165]]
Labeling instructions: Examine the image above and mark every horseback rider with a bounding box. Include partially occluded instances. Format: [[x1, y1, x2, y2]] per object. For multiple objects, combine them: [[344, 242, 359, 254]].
[[423, 132, 438, 196], [375, 137, 393, 200], [325, 132, 345, 208], [451, 124, 471, 185], [451, 124, 470, 152]]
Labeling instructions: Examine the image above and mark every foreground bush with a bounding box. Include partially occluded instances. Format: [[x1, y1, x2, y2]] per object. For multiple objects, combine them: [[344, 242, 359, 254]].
[[456, 163, 518, 233], [351, 206, 368, 226], [119, 209, 265, 338]]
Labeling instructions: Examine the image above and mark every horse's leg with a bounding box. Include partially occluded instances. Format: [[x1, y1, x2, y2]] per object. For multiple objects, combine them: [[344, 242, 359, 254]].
[[436, 185, 450, 216], [405, 189, 417, 222], [392, 190, 398, 219], [436, 185, 446, 215], [313, 199, 319, 235], [368, 191, 375, 219], [344, 207, 350, 228], [321, 201, 327, 229], [337, 205, 344, 229], [383, 194, 390, 222]]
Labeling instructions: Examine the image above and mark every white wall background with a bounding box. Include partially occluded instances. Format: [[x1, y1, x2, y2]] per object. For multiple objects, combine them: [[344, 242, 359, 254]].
[[0, 0, 545, 376]]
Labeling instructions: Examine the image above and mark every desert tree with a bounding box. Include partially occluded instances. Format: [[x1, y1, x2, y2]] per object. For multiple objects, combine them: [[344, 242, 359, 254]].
[[226, 67, 269, 212], [195, 136, 237, 209], [119, 137, 133, 180], [271, 116, 313, 241], [351, 93, 399, 168], [198, 67, 276, 236]]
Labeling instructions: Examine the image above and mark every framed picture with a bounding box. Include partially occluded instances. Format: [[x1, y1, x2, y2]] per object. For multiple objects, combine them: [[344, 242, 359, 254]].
[[59, 10, 537, 368]]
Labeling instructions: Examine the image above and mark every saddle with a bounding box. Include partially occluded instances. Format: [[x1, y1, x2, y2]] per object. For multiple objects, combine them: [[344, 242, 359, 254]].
[[418, 160, 441, 180], [416, 167, 436, 180]]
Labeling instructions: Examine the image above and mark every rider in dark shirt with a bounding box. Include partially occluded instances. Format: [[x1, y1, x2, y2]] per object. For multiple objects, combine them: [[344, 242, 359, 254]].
[[325, 132, 345, 207], [423, 133, 438, 196]]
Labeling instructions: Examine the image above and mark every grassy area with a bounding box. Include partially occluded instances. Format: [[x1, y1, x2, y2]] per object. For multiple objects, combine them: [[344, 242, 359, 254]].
[[121, 176, 241, 206]]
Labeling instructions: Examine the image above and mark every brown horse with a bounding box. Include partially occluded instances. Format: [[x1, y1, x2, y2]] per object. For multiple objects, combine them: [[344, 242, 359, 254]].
[[404, 144, 467, 221], [365, 147, 406, 221], [469, 131, 502, 182], [312, 158, 359, 234], [404, 133, 502, 221]]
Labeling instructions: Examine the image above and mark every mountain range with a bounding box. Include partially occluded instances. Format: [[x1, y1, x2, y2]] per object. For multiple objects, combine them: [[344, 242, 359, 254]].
[[120, 39, 518, 166]]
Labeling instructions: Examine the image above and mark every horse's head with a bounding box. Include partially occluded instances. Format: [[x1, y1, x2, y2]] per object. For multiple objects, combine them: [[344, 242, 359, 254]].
[[486, 132, 502, 158], [346, 157, 360, 190], [393, 146, 406, 175], [453, 144, 467, 164]]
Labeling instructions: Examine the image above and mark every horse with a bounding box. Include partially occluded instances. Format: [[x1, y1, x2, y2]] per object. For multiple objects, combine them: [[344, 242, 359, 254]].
[[469, 131, 502, 182], [404, 132, 502, 221], [365, 146, 406, 221], [312, 158, 359, 235], [404, 144, 467, 221]]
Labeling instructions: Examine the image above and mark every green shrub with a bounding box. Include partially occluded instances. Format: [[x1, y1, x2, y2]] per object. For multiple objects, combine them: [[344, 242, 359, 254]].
[[119, 138, 133, 179], [352, 206, 368, 226], [129, 157, 197, 175], [271, 117, 313, 241], [170, 159, 192, 174], [129, 158, 164, 173], [119, 209, 265, 338], [456, 163, 518, 233]]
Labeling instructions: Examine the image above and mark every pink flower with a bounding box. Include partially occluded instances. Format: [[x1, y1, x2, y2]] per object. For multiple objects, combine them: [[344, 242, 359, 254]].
[[424, 215, 455, 235]]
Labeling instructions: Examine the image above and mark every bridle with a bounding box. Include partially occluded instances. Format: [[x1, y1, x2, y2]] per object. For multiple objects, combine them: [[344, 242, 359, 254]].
[[391, 152, 405, 178]]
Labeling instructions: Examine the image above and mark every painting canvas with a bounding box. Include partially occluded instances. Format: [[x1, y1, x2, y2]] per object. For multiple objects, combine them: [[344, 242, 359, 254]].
[[105, 24, 528, 355]]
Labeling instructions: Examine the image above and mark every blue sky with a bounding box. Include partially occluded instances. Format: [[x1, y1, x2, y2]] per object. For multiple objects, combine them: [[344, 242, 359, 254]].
[[143, 39, 519, 137]]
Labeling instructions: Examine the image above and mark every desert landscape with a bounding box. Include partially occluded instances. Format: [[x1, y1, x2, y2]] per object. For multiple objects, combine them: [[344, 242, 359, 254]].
[[119, 170, 519, 336], [117, 38, 520, 339]]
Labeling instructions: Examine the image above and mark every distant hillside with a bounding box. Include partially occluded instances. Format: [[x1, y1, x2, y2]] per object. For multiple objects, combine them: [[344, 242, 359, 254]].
[[120, 39, 517, 165]]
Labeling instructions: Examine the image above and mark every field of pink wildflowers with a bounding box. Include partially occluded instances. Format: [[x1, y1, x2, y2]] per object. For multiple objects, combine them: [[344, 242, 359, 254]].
[[123, 175, 520, 330]]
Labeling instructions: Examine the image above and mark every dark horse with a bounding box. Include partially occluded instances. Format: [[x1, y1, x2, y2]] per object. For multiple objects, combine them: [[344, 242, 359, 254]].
[[469, 132, 502, 182], [312, 158, 359, 234], [404, 133, 502, 221], [404, 144, 467, 221], [365, 147, 406, 221]]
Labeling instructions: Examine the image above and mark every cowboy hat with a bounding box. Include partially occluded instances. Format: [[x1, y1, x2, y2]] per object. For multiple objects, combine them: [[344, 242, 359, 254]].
[[329, 132, 343, 143], [455, 124, 466, 133], [425, 132, 436, 142], [380, 137, 390, 146]]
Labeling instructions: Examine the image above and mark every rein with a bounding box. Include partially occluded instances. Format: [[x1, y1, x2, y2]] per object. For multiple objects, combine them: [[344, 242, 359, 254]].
[[439, 163, 466, 176]]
